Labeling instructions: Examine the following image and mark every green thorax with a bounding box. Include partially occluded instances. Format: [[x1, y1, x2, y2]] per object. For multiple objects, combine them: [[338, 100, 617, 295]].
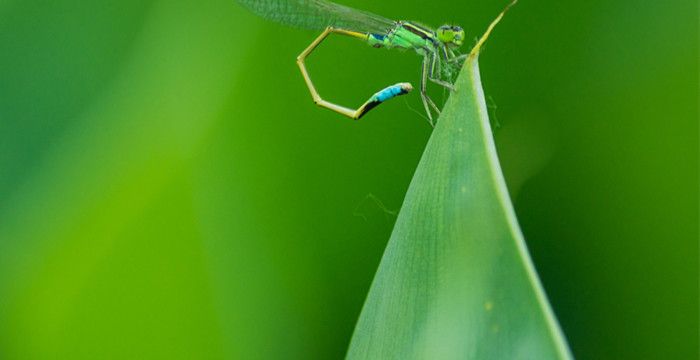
[[367, 22, 438, 54]]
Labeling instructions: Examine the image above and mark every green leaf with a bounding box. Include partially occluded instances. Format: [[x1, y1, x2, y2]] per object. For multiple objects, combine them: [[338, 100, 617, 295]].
[[346, 4, 573, 359]]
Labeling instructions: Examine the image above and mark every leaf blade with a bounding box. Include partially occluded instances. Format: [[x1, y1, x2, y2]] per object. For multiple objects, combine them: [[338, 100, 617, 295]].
[[346, 14, 572, 358]]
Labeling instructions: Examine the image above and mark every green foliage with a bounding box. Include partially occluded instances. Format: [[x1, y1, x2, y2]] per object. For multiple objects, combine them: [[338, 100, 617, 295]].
[[0, 0, 696, 359]]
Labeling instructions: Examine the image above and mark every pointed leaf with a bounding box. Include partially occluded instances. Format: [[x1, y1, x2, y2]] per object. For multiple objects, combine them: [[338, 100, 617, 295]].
[[347, 5, 572, 359]]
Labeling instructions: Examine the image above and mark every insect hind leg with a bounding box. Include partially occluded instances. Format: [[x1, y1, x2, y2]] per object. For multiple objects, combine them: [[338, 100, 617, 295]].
[[420, 54, 443, 126]]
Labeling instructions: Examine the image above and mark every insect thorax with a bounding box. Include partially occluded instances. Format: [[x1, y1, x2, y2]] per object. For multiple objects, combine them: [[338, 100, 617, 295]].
[[366, 22, 438, 53]]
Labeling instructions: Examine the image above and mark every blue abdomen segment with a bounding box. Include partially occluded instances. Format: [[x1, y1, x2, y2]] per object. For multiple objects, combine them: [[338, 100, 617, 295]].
[[373, 83, 413, 103], [356, 82, 413, 119]]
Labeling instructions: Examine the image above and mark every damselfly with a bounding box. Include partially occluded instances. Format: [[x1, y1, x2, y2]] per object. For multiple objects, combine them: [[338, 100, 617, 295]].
[[237, 0, 508, 125]]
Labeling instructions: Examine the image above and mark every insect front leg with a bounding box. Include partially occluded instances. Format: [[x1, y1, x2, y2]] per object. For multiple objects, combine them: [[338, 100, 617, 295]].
[[428, 51, 456, 91], [448, 49, 468, 65]]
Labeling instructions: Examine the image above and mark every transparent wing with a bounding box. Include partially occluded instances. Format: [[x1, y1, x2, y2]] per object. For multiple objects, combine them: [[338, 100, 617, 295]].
[[236, 0, 396, 34]]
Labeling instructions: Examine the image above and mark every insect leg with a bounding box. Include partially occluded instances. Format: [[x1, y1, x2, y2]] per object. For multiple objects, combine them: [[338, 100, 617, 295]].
[[420, 54, 447, 124], [420, 55, 435, 126], [428, 51, 456, 92], [424, 53, 443, 114], [431, 49, 439, 76], [448, 53, 468, 64]]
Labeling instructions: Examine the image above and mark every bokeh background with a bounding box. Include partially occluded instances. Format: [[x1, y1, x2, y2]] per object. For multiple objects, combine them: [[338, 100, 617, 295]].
[[0, 0, 696, 358]]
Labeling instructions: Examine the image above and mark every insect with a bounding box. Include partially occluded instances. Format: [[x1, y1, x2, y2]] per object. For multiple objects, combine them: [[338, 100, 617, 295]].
[[236, 0, 470, 125]]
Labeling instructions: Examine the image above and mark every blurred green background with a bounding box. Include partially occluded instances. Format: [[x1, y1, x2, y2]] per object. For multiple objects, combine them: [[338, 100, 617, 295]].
[[0, 0, 696, 358]]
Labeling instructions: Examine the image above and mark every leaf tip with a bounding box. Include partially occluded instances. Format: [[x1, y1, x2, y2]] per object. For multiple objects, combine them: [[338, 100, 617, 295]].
[[469, 0, 518, 59]]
